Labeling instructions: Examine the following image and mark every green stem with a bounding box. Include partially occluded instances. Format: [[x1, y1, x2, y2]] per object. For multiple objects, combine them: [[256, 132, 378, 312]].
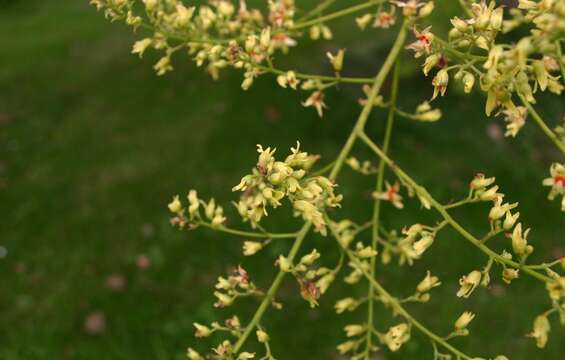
[[517, 92, 565, 155], [555, 41, 565, 84], [358, 131, 553, 283], [292, 1, 384, 30], [329, 21, 408, 181], [233, 223, 312, 354], [298, 0, 338, 22], [326, 221, 475, 360], [364, 60, 400, 358], [199, 222, 297, 239], [255, 65, 373, 84]]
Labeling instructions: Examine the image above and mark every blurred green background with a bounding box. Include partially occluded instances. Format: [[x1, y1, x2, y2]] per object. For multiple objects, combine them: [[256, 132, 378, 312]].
[[1, 1, 563, 359]]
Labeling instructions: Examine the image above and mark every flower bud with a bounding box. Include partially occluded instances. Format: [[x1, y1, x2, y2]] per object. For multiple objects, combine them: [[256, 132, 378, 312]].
[[413, 234, 434, 256], [503, 211, 519, 230], [528, 315, 550, 348], [256, 329, 270, 343], [344, 324, 365, 337], [309, 25, 321, 40], [417, 271, 441, 293], [260, 27, 271, 49], [419, 2, 434, 17], [490, 7, 503, 31], [143, 0, 158, 11], [470, 174, 495, 190], [314, 271, 333, 293], [213, 291, 234, 307], [479, 185, 501, 201], [502, 268, 519, 284], [132, 38, 152, 58], [276, 74, 288, 88], [355, 14, 372, 30], [451, 16, 469, 33], [237, 352, 255, 360], [168, 195, 183, 213], [300, 249, 320, 265], [193, 323, 212, 337], [335, 297, 357, 314], [277, 255, 292, 272], [187, 348, 203, 360], [327, 49, 345, 73], [422, 54, 440, 76], [415, 109, 442, 122], [457, 270, 481, 298], [242, 241, 263, 256], [241, 76, 254, 91], [337, 341, 356, 354], [455, 311, 475, 330], [533, 60, 549, 91], [511, 223, 532, 257], [462, 72, 475, 93], [383, 323, 410, 352]]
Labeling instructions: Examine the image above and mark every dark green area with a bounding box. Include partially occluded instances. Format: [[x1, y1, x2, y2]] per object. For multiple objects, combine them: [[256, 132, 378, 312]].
[[0, 1, 563, 359]]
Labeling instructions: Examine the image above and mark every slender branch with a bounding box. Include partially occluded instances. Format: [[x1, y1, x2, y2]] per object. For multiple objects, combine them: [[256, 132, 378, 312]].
[[365, 60, 400, 358], [256, 64, 373, 84], [233, 222, 312, 353], [434, 37, 487, 62], [198, 222, 298, 239], [326, 220, 475, 360], [517, 92, 565, 154], [329, 21, 409, 180], [358, 131, 553, 283], [292, 1, 384, 30], [297, 0, 338, 22], [555, 40, 565, 84]]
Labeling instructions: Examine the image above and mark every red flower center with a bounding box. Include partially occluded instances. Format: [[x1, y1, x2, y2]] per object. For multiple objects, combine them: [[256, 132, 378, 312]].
[[554, 175, 565, 186]]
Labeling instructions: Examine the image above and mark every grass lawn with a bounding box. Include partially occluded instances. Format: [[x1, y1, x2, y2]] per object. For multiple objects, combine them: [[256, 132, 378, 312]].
[[0, 1, 563, 359]]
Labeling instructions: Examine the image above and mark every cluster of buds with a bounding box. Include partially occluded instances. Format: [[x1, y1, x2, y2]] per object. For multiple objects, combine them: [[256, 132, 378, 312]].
[[214, 265, 260, 308], [91, 0, 300, 79], [233, 143, 342, 235], [412, 0, 564, 133], [334, 297, 360, 314], [356, 6, 397, 30], [356, 1, 434, 31], [277, 248, 336, 307], [397, 224, 437, 265], [168, 190, 226, 229], [380, 323, 411, 352], [346, 157, 378, 175], [470, 174, 524, 233], [189, 315, 263, 359], [542, 163, 565, 211], [308, 24, 333, 40], [410, 101, 442, 122], [193, 315, 242, 340]]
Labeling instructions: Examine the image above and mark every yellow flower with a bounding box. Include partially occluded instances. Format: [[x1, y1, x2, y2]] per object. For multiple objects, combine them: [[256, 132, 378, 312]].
[[417, 271, 441, 293], [168, 195, 183, 213], [457, 270, 481, 298], [455, 311, 475, 330], [528, 315, 550, 348]]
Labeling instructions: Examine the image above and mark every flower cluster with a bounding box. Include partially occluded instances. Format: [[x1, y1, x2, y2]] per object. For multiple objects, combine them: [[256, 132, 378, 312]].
[[410, 0, 564, 139], [94, 1, 565, 359], [168, 190, 226, 229], [233, 142, 342, 235], [277, 248, 338, 307]]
